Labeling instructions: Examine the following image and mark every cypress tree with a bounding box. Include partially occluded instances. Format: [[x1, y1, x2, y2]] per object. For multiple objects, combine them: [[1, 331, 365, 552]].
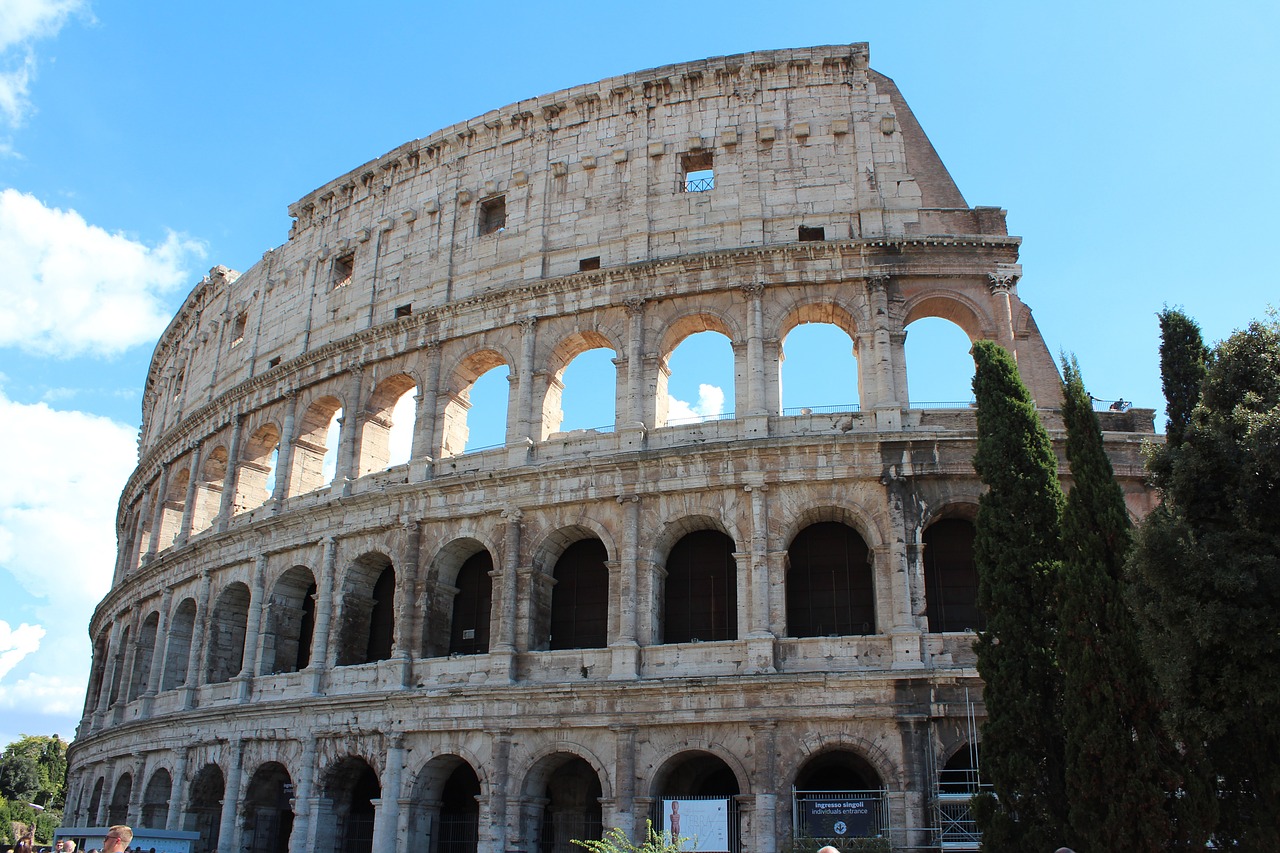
[[1057, 357, 1174, 851], [1156, 308, 1209, 450], [969, 340, 1066, 853]]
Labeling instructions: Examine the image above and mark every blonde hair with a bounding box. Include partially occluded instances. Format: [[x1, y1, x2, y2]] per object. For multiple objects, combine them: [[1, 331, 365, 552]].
[[107, 826, 134, 846]]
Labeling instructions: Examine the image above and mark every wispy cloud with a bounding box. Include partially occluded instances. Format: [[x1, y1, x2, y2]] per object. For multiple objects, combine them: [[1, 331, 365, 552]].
[[0, 0, 90, 129], [0, 189, 205, 357], [0, 621, 44, 680], [668, 383, 726, 422]]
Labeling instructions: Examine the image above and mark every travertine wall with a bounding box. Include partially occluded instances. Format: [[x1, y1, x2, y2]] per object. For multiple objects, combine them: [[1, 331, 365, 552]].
[[69, 44, 1156, 853]]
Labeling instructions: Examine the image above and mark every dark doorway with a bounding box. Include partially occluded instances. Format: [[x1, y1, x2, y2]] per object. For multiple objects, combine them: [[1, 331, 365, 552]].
[[786, 522, 875, 637], [549, 539, 609, 650], [664, 530, 738, 643]]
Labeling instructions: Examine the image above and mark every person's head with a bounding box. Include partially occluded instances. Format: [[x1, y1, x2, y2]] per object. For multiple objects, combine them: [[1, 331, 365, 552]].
[[817, 847, 841, 853], [102, 826, 133, 853]]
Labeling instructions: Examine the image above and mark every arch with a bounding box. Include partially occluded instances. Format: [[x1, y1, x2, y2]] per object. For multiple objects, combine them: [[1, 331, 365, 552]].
[[904, 315, 977, 407], [548, 538, 610, 651], [449, 550, 493, 656], [651, 748, 744, 798], [658, 325, 735, 428], [159, 467, 190, 548], [422, 538, 493, 658], [205, 581, 251, 684], [127, 610, 160, 701], [185, 763, 225, 853], [85, 629, 110, 715], [290, 395, 343, 494], [923, 518, 984, 633], [542, 330, 619, 438], [108, 771, 132, 825], [901, 291, 986, 339], [141, 767, 172, 829], [522, 753, 604, 853], [235, 422, 280, 514], [244, 761, 294, 853], [108, 625, 129, 706], [407, 756, 481, 853], [318, 755, 381, 853], [88, 776, 104, 824], [442, 348, 511, 456], [779, 320, 861, 412], [791, 748, 887, 841], [336, 552, 396, 666], [785, 522, 875, 637], [263, 566, 318, 674], [939, 742, 982, 793], [192, 445, 228, 533], [663, 529, 738, 644], [359, 373, 419, 475], [162, 597, 197, 691]]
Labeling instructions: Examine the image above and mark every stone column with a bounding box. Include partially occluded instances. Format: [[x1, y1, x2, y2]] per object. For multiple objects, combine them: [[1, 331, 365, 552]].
[[176, 442, 202, 545], [166, 747, 189, 830], [239, 552, 268, 700], [336, 366, 364, 491], [307, 536, 338, 694], [987, 266, 1021, 357], [96, 763, 115, 825], [744, 478, 777, 673], [515, 317, 538, 441], [741, 283, 769, 435], [125, 753, 147, 827], [486, 731, 512, 853], [374, 733, 405, 852], [140, 588, 173, 716], [751, 722, 779, 853], [611, 725, 638, 839], [182, 570, 214, 708], [491, 508, 521, 681], [866, 272, 902, 417], [217, 740, 243, 853], [271, 391, 299, 506], [623, 298, 646, 426], [145, 464, 171, 561], [610, 495, 640, 679], [393, 521, 420, 687], [216, 415, 244, 532], [411, 341, 442, 478], [118, 607, 143, 707], [289, 737, 317, 853]]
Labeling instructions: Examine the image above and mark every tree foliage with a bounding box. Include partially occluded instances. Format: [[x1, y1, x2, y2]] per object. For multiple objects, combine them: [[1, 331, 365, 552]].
[[0, 736, 68, 810], [969, 340, 1066, 853], [573, 821, 689, 853], [1129, 314, 1280, 850]]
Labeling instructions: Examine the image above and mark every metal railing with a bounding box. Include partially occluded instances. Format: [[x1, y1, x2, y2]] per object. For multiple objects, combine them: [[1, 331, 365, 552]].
[[664, 410, 736, 426], [782, 403, 861, 416], [792, 788, 891, 839], [683, 174, 715, 192], [907, 400, 974, 409]]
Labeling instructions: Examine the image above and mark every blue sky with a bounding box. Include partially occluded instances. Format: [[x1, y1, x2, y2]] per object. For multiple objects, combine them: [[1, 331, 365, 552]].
[[0, 0, 1276, 746]]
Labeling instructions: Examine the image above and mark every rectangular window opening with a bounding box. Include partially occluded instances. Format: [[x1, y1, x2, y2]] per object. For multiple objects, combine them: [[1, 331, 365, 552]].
[[332, 252, 355, 288], [267, 356, 281, 369], [395, 304, 412, 318], [230, 312, 248, 347], [681, 151, 715, 193], [799, 225, 826, 242], [479, 195, 507, 235], [579, 256, 601, 272]]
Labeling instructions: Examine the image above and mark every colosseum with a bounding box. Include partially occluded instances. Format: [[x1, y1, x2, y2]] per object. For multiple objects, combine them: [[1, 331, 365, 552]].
[[65, 43, 1155, 853]]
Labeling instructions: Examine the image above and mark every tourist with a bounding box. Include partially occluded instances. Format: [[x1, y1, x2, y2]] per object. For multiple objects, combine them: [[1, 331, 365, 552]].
[[100, 827, 132, 853]]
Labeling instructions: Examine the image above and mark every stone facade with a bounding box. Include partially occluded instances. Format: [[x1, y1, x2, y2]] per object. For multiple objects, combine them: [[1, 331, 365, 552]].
[[67, 44, 1156, 853]]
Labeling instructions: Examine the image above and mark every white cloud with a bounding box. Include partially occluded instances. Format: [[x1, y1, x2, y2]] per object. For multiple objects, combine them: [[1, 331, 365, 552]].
[[667, 383, 726, 423], [0, 621, 44, 679], [0, 189, 206, 357], [0, 0, 89, 128]]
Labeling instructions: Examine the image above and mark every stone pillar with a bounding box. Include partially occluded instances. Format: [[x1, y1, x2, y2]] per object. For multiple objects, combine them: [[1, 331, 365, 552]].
[[239, 552, 268, 700], [118, 607, 143, 707], [866, 272, 901, 415], [145, 464, 171, 561], [741, 283, 769, 435], [411, 341, 442, 478], [96, 763, 115, 825], [623, 298, 646, 426], [515, 317, 538, 441], [374, 734, 405, 852], [307, 536, 338, 693], [393, 522, 420, 686], [610, 495, 640, 679], [611, 725, 638, 839], [486, 731, 512, 853], [217, 415, 244, 531], [751, 722, 779, 853], [176, 442, 202, 545], [182, 570, 214, 708], [126, 753, 147, 827], [987, 266, 1021, 357], [271, 391, 299, 506], [217, 740, 244, 853], [288, 737, 317, 853], [141, 588, 173, 716], [745, 478, 777, 673], [167, 747, 189, 830], [93, 623, 121, 726], [336, 366, 364, 490], [491, 508, 521, 680]]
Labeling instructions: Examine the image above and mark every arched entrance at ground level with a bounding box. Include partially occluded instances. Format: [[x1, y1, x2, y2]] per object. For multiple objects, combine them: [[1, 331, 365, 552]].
[[318, 756, 380, 853], [185, 763, 225, 853], [108, 772, 132, 825], [523, 755, 603, 853], [406, 758, 480, 853], [651, 752, 741, 853], [936, 745, 983, 848], [792, 750, 887, 842], [141, 768, 172, 829], [244, 762, 294, 853]]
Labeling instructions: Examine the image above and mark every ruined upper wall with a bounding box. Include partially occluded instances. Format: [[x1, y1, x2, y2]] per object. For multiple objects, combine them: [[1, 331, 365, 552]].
[[139, 43, 999, 450]]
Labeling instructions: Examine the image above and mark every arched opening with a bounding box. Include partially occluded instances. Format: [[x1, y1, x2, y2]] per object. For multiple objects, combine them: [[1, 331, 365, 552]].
[[659, 330, 734, 427], [88, 777, 104, 824], [186, 763, 225, 853], [336, 554, 396, 667], [192, 446, 228, 533], [442, 351, 510, 456], [291, 396, 343, 494], [530, 756, 603, 853], [263, 566, 318, 674], [162, 598, 197, 691], [663, 530, 738, 644], [205, 582, 251, 684], [85, 630, 109, 715], [360, 374, 419, 474], [780, 321, 860, 412], [108, 626, 129, 706], [793, 750, 887, 841], [923, 518, 984, 633], [549, 539, 609, 650], [651, 752, 741, 853], [159, 467, 190, 548], [904, 315, 976, 407], [127, 610, 160, 701], [786, 522, 875, 637], [544, 335, 618, 437], [450, 551, 493, 656], [936, 745, 983, 848], [408, 759, 481, 853], [142, 768, 172, 829], [235, 423, 280, 514], [319, 757, 380, 853], [108, 772, 132, 825], [244, 762, 294, 853]]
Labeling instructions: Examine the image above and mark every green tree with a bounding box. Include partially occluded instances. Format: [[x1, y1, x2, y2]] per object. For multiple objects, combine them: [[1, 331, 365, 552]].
[[968, 340, 1067, 853], [0, 753, 40, 803], [1, 736, 68, 810], [1156, 308, 1210, 449], [1057, 357, 1178, 851], [1129, 314, 1280, 850]]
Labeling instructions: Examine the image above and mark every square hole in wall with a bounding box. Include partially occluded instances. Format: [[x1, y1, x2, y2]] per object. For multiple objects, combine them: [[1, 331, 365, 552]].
[[395, 304, 412, 318], [479, 195, 507, 235], [681, 151, 714, 192], [332, 252, 354, 288], [579, 256, 601, 272], [267, 357, 281, 369], [230, 312, 247, 347], [799, 225, 826, 242]]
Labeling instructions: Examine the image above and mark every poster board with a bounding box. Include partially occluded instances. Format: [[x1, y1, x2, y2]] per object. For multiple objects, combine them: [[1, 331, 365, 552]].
[[662, 798, 730, 852]]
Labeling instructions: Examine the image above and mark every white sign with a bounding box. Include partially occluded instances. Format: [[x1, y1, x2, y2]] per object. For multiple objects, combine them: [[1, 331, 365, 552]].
[[663, 798, 730, 852]]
